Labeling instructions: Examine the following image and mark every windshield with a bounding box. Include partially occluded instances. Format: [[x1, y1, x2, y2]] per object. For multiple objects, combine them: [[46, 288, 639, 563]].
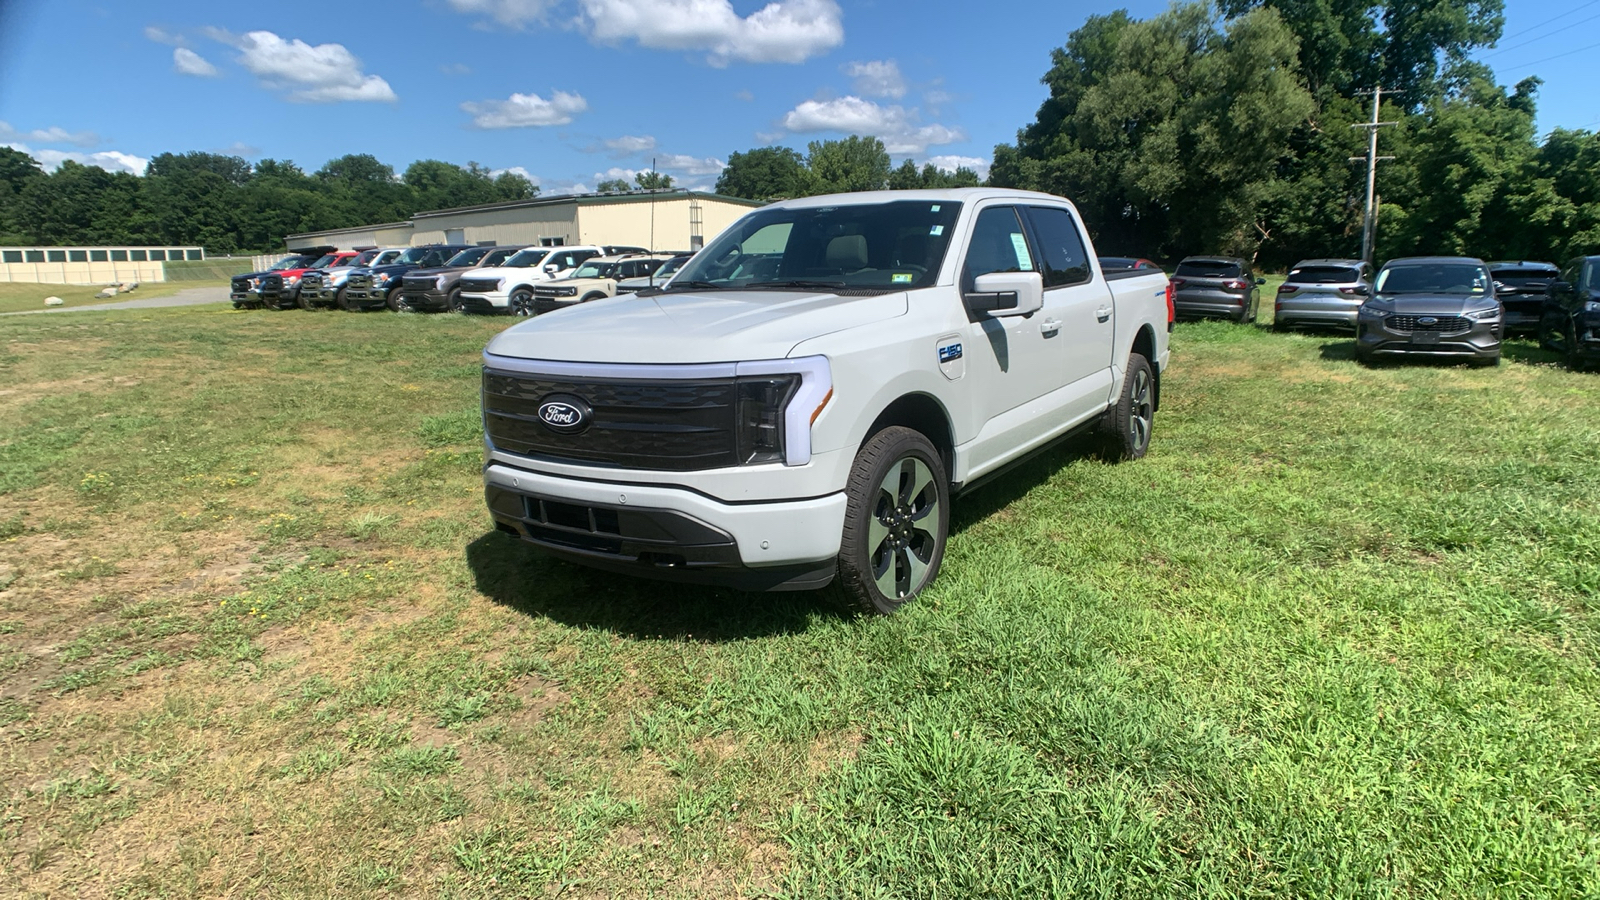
[[570, 260, 619, 279], [481, 248, 516, 266], [1376, 263, 1491, 294], [1175, 260, 1241, 277], [309, 254, 339, 268], [670, 200, 964, 291], [271, 255, 312, 270], [503, 249, 550, 268], [446, 247, 491, 267], [1287, 265, 1361, 284], [351, 251, 379, 266], [396, 248, 432, 264], [656, 256, 688, 277]]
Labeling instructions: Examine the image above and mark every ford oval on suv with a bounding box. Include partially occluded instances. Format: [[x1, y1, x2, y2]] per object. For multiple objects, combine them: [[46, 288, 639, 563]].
[[1356, 256, 1501, 366]]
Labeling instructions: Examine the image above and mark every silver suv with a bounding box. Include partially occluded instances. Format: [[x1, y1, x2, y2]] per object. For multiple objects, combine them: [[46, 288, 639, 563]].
[[1273, 259, 1373, 331]]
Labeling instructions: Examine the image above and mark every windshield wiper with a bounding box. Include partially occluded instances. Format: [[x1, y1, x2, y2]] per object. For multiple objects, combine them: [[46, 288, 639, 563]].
[[748, 280, 848, 290], [665, 280, 725, 291]]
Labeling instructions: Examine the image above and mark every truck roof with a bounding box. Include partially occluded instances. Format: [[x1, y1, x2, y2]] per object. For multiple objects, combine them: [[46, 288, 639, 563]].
[[770, 187, 1078, 210]]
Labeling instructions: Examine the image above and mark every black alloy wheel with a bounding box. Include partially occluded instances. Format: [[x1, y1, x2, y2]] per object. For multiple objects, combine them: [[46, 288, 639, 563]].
[[384, 286, 403, 312], [1098, 353, 1155, 460], [836, 427, 949, 616], [509, 288, 536, 317], [448, 289, 464, 313]]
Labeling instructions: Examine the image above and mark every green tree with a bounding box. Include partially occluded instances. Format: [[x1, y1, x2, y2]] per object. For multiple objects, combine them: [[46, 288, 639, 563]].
[[315, 154, 411, 225], [0, 147, 46, 242], [807, 136, 891, 194], [887, 159, 982, 190], [15, 161, 154, 245], [715, 146, 814, 199], [634, 170, 674, 190], [142, 152, 245, 249], [596, 178, 632, 193]]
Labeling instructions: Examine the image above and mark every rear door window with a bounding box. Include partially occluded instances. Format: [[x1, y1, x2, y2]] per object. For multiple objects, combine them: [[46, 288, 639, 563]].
[[1023, 206, 1091, 287], [1175, 260, 1241, 278]]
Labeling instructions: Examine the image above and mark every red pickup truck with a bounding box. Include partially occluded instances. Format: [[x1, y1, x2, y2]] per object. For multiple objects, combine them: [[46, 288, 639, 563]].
[[260, 249, 357, 310]]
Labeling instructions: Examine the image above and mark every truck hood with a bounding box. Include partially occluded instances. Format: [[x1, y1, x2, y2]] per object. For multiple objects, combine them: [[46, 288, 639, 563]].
[[486, 288, 909, 364], [1371, 293, 1497, 314]]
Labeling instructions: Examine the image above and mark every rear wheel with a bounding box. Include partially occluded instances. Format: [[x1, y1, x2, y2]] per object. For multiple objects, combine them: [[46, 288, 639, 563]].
[[1539, 309, 1565, 352], [509, 288, 535, 317], [1098, 353, 1155, 461], [835, 427, 949, 616]]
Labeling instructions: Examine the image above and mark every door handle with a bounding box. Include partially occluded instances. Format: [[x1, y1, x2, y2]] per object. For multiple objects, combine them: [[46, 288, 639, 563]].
[[1040, 318, 1062, 335], [1096, 306, 1112, 322]]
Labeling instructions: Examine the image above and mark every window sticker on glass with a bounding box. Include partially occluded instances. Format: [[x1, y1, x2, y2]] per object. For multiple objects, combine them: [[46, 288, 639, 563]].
[[1010, 233, 1034, 271], [930, 225, 945, 236], [892, 272, 914, 283], [931, 205, 941, 212]]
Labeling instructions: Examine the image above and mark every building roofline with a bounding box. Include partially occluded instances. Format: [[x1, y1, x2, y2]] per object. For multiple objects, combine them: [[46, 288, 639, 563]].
[[409, 189, 764, 219], [284, 221, 414, 242]]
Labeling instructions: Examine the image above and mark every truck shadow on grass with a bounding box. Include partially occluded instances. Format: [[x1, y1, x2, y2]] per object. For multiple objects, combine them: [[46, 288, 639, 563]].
[[465, 434, 1112, 640]]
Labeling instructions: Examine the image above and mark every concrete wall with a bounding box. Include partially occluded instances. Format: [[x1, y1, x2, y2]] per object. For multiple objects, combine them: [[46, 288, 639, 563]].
[[575, 197, 757, 252], [0, 246, 205, 285], [410, 204, 579, 248]]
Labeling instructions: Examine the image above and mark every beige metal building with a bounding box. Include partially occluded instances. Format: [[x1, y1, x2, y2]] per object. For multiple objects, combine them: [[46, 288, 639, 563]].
[[0, 246, 205, 285], [285, 190, 763, 254]]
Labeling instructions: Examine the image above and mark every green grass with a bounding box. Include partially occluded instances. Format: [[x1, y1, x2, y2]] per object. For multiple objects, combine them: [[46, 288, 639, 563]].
[[0, 279, 230, 314], [0, 302, 1596, 896]]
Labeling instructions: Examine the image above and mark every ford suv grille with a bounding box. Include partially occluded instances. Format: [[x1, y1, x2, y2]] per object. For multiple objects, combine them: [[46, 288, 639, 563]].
[[1388, 315, 1470, 333], [460, 278, 501, 293], [482, 370, 739, 471]]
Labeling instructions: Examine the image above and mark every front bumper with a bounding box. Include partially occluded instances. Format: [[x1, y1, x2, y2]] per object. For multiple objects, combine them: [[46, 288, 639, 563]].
[[1356, 317, 1501, 360], [401, 287, 451, 311], [260, 283, 301, 306], [483, 462, 846, 591], [345, 282, 397, 308], [230, 289, 261, 306], [460, 290, 511, 314], [1575, 315, 1600, 362], [299, 283, 342, 303], [532, 296, 580, 315]]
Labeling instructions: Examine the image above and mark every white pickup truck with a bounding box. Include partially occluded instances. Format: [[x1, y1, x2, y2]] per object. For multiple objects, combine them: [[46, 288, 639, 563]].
[[480, 188, 1173, 613]]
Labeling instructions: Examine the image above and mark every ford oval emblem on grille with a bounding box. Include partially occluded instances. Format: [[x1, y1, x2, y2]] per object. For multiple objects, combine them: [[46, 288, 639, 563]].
[[1417, 316, 1438, 325], [537, 395, 591, 433]]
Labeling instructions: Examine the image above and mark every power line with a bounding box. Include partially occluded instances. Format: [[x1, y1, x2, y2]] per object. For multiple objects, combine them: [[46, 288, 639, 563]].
[[1481, 9, 1600, 58], [1496, 38, 1600, 74]]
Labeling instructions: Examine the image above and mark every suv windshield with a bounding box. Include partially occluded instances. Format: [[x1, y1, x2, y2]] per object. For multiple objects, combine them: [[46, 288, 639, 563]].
[[446, 247, 492, 267], [503, 249, 550, 268], [670, 200, 964, 291], [1376, 263, 1491, 294], [1287, 265, 1360, 284], [1175, 260, 1241, 277]]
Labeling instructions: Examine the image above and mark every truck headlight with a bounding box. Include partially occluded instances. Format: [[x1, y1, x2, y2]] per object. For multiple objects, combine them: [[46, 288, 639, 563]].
[[376, 272, 392, 282], [736, 375, 799, 466], [437, 276, 448, 290], [284, 275, 300, 285]]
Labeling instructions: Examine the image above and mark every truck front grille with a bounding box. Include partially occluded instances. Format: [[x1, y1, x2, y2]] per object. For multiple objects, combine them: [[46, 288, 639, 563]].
[[346, 274, 371, 291], [460, 278, 500, 293], [261, 275, 283, 291], [301, 274, 322, 290], [231, 277, 252, 293], [482, 369, 739, 471], [1389, 315, 1470, 333]]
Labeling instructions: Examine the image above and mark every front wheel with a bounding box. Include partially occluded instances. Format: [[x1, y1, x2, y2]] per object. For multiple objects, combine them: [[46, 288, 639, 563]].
[[296, 290, 317, 311], [1567, 321, 1589, 372], [509, 288, 535, 317], [448, 289, 464, 313], [336, 287, 358, 312], [385, 288, 402, 312], [1098, 353, 1155, 461], [835, 427, 949, 616]]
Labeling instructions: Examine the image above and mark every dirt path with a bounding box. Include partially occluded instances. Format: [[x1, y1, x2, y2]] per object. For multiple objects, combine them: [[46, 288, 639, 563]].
[[1, 285, 230, 316]]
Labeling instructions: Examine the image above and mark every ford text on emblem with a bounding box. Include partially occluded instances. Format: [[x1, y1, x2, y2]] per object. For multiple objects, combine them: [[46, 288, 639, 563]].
[[1417, 316, 1438, 326], [537, 395, 591, 433]]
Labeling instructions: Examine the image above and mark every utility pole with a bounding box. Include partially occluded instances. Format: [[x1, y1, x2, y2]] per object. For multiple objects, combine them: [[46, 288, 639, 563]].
[[1350, 87, 1397, 266]]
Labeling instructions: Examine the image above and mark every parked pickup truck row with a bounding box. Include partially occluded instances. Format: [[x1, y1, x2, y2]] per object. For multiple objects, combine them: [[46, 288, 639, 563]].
[[479, 188, 1174, 613]]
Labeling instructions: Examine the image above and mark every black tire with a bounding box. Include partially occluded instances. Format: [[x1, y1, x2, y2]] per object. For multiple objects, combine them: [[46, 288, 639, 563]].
[[580, 292, 608, 305], [232, 302, 245, 310], [1098, 353, 1155, 461], [385, 288, 402, 313], [448, 289, 464, 313], [1567, 321, 1588, 372], [336, 287, 358, 312], [509, 288, 535, 317], [296, 290, 317, 311], [835, 427, 950, 616]]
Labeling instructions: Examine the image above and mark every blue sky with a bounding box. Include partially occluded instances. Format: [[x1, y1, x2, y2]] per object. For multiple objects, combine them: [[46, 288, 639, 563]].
[[0, 0, 1596, 193]]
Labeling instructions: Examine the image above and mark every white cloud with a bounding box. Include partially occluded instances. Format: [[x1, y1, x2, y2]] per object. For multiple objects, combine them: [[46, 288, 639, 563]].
[[843, 60, 904, 99], [489, 166, 541, 185], [595, 167, 639, 183], [462, 90, 587, 128], [735, 89, 755, 101], [780, 95, 963, 155], [226, 31, 396, 103], [543, 179, 591, 195], [926, 154, 989, 179], [603, 134, 657, 155], [0, 121, 100, 148], [440, 62, 473, 76], [144, 26, 184, 46], [657, 153, 725, 177], [446, 0, 560, 28], [173, 48, 219, 77], [580, 0, 842, 65], [7, 144, 149, 176]]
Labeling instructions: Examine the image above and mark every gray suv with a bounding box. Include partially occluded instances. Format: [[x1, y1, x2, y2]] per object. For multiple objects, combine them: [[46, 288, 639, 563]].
[[1356, 256, 1502, 366], [1273, 258, 1372, 331], [1172, 256, 1264, 323]]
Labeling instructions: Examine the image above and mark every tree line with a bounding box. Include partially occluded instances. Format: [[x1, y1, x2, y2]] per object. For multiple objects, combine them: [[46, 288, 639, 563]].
[[0, 150, 538, 254], [3, 0, 1596, 267]]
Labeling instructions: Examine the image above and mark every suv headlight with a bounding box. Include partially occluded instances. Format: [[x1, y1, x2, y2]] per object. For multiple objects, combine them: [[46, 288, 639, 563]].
[[555, 286, 577, 297], [1465, 306, 1500, 320], [1358, 305, 1390, 319]]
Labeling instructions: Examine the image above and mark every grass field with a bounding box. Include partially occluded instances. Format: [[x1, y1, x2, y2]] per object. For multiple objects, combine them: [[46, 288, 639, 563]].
[[1, 300, 1597, 897], [0, 280, 230, 315]]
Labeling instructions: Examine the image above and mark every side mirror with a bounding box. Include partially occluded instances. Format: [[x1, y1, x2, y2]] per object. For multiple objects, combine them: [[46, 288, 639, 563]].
[[544, 264, 558, 274], [1354, 283, 1371, 296], [1551, 280, 1572, 295], [968, 271, 1044, 318]]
